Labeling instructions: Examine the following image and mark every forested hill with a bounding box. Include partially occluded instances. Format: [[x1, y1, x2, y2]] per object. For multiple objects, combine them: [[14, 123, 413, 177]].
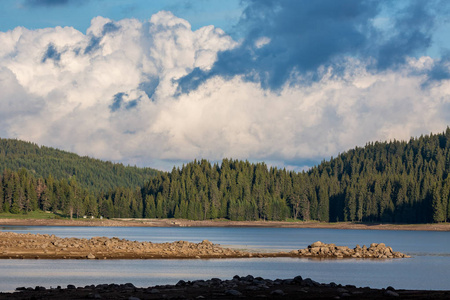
[[139, 128, 450, 223], [310, 128, 450, 223], [0, 138, 159, 192], [2, 129, 450, 224]]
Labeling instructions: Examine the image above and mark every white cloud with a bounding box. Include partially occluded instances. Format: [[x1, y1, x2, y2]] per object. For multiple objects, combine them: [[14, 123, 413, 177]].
[[0, 12, 450, 171], [255, 36, 271, 49]]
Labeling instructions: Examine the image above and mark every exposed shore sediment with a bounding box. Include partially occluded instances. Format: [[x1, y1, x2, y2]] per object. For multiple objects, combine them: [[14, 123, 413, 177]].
[[0, 232, 409, 259], [1, 217, 449, 231]]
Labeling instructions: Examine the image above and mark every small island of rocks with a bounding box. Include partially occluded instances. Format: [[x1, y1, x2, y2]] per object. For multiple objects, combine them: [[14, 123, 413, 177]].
[[291, 241, 410, 259], [0, 232, 409, 259]]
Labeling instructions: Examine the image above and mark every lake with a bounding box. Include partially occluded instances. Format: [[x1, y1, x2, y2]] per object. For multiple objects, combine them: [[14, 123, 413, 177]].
[[0, 226, 449, 292]]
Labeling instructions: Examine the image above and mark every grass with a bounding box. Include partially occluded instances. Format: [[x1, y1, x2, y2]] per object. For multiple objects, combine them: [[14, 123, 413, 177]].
[[0, 210, 67, 220]]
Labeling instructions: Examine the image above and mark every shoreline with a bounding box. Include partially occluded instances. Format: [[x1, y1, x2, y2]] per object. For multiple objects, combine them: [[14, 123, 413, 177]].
[[3, 275, 450, 299], [1, 217, 449, 231]]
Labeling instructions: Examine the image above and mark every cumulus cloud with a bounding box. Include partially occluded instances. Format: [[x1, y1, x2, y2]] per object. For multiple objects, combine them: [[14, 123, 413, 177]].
[[0, 4, 450, 171], [178, 0, 449, 92]]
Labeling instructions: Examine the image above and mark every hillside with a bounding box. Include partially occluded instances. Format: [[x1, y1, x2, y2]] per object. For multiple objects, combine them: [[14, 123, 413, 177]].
[[308, 129, 450, 223], [137, 128, 450, 223], [2, 129, 450, 224], [0, 138, 159, 193]]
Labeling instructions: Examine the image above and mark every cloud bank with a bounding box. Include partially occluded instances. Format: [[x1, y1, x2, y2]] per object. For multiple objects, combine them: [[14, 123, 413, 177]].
[[1, 1, 450, 171]]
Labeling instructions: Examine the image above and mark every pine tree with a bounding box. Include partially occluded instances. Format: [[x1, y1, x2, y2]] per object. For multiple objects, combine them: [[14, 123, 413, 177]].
[[432, 185, 445, 223], [144, 195, 156, 218], [317, 185, 329, 222]]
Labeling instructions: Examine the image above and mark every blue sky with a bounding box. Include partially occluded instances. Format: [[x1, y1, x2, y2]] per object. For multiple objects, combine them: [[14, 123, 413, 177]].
[[0, 0, 242, 35], [0, 0, 450, 171]]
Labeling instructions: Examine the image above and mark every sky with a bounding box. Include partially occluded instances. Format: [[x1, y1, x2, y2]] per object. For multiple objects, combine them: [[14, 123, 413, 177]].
[[1, 0, 450, 171]]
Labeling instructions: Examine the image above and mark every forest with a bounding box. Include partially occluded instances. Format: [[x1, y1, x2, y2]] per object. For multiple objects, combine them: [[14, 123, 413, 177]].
[[0, 138, 158, 193], [2, 129, 450, 223]]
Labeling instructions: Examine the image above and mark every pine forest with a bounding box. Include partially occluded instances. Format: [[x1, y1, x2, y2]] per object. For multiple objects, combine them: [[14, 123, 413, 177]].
[[2, 128, 450, 224]]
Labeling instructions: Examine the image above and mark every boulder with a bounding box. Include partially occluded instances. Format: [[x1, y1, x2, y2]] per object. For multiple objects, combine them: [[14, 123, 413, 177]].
[[225, 289, 242, 296], [310, 241, 324, 248], [385, 290, 399, 297], [298, 242, 409, 259], [271, 289, 285, 295]]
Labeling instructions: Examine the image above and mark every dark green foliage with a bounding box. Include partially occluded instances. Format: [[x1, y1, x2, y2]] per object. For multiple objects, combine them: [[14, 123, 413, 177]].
[[0, 138, 159, 193], [0, 168, 92, 218], [3, 128, 450, 223], [139, 159, 313, 221], [311, 128, 450, 223]]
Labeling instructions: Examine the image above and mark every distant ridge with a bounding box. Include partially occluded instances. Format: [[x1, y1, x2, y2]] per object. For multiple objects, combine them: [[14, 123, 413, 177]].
[[0, 138, 159, 193]]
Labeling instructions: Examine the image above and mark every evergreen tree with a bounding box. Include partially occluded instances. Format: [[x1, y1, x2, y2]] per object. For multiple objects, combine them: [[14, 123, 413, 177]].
[[432, 185, 445, 223]]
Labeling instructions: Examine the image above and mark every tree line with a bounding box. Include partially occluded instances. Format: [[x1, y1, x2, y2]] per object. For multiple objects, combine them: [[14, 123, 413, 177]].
[[2, 129, 450, 223]]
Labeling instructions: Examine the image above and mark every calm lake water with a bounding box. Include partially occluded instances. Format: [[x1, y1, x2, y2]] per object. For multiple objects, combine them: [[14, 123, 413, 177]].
[[0, 226, 449, 292]]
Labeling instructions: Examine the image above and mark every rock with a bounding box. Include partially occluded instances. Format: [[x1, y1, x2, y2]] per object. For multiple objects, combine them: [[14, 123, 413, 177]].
[[271, 289, 285, 295], [67, 284, 76, 289], [298, 242, 409, 259], [124, 283, 136, 288], [176, 280, 186, 286], [310, 241, 324, 248], [385, 290, 400, 297], [345, 285, 356, 289], [302, 278, 317, 287], [87, 253, 96, 259], [225, 289, 242, 296]]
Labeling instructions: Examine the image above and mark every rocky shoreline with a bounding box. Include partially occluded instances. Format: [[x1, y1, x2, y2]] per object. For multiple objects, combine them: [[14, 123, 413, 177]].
[[0, 232, 409, 259], [3, 275, 450, 299], [1, 217, 450, 231]]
